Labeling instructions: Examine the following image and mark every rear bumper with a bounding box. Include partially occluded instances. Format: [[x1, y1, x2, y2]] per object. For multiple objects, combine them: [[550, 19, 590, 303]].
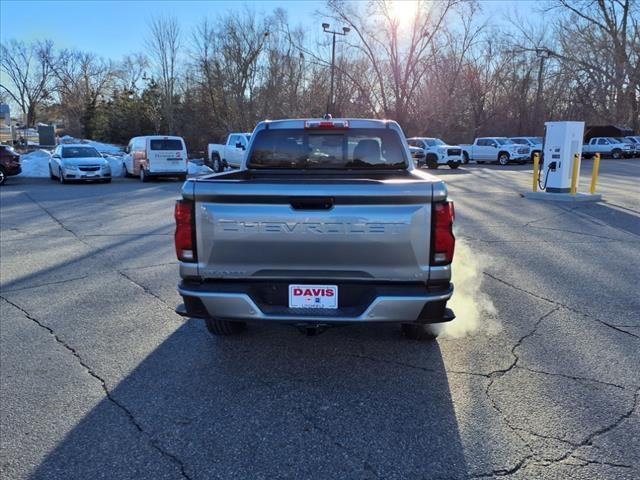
[[148, 170, 186, 177], [176, 280, 454, 325]]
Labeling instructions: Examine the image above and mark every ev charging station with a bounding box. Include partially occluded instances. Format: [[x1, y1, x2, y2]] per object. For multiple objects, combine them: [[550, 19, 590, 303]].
[[524, 120, 602, 202], [541, 121, 584, 193]]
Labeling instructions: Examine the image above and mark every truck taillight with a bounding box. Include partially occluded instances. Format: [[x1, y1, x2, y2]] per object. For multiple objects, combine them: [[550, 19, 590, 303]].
[[432, 201, 455, 265], [175, 199, 196, 262], [304, 120, 349, 129]]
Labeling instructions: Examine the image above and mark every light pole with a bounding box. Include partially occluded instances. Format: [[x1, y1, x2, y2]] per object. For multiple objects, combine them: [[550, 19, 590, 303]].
[[534, 47, 551, 134], [322, 23, 350, 116]]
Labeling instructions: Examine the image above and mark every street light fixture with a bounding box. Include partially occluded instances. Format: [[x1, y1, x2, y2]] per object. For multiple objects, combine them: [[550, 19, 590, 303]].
[[322, 23, 350, 116]]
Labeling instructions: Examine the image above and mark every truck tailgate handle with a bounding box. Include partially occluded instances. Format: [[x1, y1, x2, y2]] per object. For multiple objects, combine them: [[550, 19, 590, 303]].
[[290, 197, 334, 210]]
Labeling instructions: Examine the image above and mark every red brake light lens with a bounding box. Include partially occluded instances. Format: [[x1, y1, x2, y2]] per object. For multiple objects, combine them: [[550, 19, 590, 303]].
[[432, 201, 455, 265], [175, 199, 196, 262], [304, 120, 349, 129]]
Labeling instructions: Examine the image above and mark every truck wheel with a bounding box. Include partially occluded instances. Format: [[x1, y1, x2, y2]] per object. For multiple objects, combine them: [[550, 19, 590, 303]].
[[462, 152, 469, 164], [611, 149, 621, 159], [211, 154, 224, 173], [426, 154, 438, 169], [205, 317, 246, 336], [498, 153, 510, 165], [140, 168, 149, 182], [401, 323, 438, 341]]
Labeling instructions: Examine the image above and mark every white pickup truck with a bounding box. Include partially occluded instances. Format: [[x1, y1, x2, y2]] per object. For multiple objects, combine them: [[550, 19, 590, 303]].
[[207, 132, 251, 172], [510, 136, 543, 162], [582, 137, 634, 159], [406, 137, 463, 169], [460, 137, 530, 165]]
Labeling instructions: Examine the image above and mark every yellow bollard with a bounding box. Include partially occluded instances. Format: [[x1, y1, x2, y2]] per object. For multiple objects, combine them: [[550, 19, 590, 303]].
[[532, 152, 540, 192], [590, 153, 601, 194], [570, 153, 580, 195]]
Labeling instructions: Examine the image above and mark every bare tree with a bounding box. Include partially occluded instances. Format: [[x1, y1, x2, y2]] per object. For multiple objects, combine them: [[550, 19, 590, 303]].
[[147, 16, 181, 133], [0, 39, 55, 126]]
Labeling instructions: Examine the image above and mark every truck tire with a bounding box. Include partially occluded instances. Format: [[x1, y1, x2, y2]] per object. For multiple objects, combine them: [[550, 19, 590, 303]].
[[211, 154, 224, 173], [498, 152, 510, 165], [462, 152, 469, 164], [426, 154, 439, 169], [205, 317, 246, 336], [401, 323, 439, 341], [611, 149, 622, 159]]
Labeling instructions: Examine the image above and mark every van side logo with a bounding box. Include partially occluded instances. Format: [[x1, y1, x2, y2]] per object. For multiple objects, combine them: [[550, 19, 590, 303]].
[[217, 220, 409, 235]]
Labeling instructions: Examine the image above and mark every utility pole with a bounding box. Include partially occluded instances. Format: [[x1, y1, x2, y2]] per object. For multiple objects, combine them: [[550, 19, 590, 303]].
[[322, 23, 350, 116]]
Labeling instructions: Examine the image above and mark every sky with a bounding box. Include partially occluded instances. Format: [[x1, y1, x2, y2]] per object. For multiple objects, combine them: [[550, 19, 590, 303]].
[[1, 0, 544, 60]]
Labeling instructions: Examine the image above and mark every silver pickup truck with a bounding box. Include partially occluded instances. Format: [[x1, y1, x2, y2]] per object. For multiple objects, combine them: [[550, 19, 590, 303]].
[[175, 118, 456, 340]]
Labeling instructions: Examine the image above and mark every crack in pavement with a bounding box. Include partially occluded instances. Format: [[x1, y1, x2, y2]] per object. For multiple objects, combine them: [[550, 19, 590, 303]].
[[483, 271, 640, 339], [0, 296, 193, 480]]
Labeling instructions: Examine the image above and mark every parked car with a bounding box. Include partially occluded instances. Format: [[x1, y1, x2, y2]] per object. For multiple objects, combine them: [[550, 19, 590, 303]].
[[407, 137, 463, 169], [49, 144, 111, 183], [207, 133, 251, 172], [617, 137, 640, 157], [582, 137, 633, 159], [123, 136, 188, 182], [0, 144, 21, 185], [460, 137, 530, 165], [408, 145, 426, 164], [175, 118, 456, 340], [509, 136, 543, 162]]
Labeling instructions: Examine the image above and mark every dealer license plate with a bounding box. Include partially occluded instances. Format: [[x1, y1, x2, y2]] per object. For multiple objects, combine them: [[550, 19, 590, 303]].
[[288, 284, 338, 309]]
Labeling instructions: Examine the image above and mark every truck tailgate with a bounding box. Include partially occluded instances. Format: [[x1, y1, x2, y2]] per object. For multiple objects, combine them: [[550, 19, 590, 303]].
[[189, 175, 439, 282]]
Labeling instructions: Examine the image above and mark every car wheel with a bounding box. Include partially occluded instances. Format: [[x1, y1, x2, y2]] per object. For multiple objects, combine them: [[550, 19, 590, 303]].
[[211, 154, 223, 173], [59, 170, 66, 184], [140, 168, 148, 182], [49, 164, 56, 180], [0, 166, 6, 186], [449, 163, 460, 169], [611, 149, 621, 160], [462, 152, 469, 164], [401, 323, 439, 341], [498, 153, 510, 165], [205, 317, 246, 336]]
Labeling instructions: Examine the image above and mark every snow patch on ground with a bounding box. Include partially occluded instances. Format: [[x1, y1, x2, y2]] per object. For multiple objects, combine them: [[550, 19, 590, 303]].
[[188, 161, 214, 176], [18, 150, 52, 178]]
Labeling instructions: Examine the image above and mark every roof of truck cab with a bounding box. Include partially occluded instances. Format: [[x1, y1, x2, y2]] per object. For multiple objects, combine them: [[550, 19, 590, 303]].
[[255, 118, 400, 130]]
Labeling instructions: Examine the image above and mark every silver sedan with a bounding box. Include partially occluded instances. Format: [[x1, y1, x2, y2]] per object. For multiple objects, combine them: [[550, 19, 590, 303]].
[[49, 144, 112, 183]]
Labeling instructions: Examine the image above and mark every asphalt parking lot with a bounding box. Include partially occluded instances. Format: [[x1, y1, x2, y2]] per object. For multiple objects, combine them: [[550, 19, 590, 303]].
[[1, 159, 639, 479]]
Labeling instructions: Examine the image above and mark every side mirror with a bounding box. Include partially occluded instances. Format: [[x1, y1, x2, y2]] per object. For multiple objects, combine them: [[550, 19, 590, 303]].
[[235, 142, 245, 150], [52, 154, 61, 159]]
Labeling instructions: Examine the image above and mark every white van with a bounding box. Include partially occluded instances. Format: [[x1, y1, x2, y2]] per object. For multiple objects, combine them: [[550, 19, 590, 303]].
[[123, 136, 188, 182]]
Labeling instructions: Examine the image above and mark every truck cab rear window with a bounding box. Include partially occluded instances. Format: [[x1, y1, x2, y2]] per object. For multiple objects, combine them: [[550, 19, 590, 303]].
[[150, 139, 183, 150], [248, 129, 407, 169]]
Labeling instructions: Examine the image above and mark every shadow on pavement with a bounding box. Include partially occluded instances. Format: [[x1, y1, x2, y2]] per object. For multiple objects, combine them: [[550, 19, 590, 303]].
[[31, 321, 470, 479]]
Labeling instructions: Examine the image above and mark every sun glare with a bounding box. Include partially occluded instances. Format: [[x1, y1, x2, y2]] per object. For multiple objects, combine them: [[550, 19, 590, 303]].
[[389, 0, 421, 27]]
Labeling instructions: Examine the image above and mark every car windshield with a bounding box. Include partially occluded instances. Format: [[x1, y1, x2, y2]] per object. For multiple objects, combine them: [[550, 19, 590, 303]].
[[150, 139, 183, 150], [423, 138, 445, 147], [62, 146, 101, 158], [248, 128, 407, 169]]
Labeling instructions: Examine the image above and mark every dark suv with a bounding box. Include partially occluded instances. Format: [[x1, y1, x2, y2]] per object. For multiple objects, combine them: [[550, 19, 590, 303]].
[[0, 145, 21, 185]]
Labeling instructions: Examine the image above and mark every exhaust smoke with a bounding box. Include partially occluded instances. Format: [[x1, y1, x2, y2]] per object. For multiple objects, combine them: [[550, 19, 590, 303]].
[[437, 240, 499, 338]]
